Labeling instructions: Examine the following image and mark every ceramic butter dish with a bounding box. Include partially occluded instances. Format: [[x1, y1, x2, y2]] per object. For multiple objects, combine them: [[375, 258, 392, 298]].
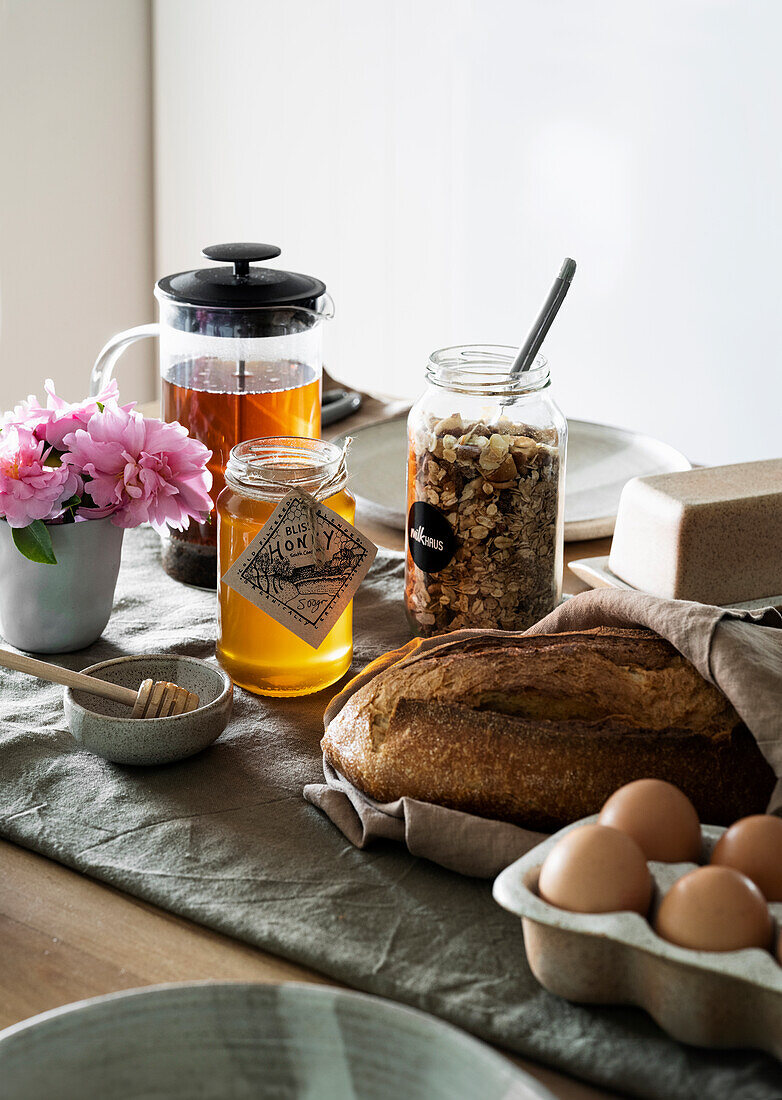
[[608, 459, 782, 604]]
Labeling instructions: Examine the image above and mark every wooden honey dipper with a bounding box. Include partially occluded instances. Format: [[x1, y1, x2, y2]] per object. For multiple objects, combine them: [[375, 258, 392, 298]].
[[0, 649, 199, 718]]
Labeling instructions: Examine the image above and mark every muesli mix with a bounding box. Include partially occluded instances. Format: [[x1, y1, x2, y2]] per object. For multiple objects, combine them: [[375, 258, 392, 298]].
[[405, 412, 560, 635]]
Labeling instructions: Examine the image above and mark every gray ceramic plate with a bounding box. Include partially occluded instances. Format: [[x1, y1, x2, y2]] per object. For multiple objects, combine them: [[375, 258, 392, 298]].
[[336, 415, 691, 541], [0, 982, 553, 1099]]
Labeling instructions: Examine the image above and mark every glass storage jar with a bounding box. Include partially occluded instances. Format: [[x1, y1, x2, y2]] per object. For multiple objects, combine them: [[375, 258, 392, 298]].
[[405, 345, 566, 636], [217, 437, 355, 696]]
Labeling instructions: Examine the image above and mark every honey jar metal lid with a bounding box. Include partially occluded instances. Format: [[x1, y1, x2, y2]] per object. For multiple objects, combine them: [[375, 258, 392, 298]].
[[156, 243, 328, 312]]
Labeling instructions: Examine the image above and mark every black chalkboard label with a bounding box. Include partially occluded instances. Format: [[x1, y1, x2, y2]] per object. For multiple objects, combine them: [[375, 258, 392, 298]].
[[407, 501, 456, 573]]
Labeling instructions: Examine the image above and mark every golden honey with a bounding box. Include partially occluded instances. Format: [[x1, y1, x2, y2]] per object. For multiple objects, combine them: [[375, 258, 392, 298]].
[[216, 438, 355, 696]]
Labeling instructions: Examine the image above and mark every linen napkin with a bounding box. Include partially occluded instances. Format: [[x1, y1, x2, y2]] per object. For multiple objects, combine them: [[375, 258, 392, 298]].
[[304, 589, 782, 877]]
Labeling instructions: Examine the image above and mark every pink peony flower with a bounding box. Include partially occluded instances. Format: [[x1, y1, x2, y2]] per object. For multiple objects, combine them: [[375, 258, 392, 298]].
[[0, 378, 133, 451], [0, 392, 49, 436], [0, 425, 82, 528], [63, 405, 212, 533]]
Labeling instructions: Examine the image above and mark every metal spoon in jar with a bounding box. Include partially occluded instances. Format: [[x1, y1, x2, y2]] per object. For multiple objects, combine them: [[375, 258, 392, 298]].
[[509, 257, 577, 378]]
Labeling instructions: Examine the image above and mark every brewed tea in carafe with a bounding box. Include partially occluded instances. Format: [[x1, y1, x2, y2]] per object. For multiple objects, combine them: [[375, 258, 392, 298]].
[[91, 243, 333, 587], [161, 356, 321, 573]]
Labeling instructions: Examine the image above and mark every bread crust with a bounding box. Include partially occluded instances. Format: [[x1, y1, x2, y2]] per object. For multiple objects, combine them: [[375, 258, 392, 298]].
[[322, 627, 774, 828]]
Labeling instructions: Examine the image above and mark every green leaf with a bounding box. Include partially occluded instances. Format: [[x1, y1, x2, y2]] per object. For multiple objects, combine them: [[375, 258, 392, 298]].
[[12, 520, 58, 565], [58, 493, 81, 524]]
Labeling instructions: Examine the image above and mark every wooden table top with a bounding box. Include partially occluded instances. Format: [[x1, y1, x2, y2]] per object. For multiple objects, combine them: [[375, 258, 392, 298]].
[[0, 387, 618, 1100]]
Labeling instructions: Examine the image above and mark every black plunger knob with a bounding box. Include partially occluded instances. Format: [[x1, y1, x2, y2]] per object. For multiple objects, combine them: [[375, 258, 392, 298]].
[[201, 243, 282, 278]]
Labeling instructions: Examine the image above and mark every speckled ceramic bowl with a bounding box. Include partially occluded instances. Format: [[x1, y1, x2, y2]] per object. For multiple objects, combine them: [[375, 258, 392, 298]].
[[63, 654, 233, 765], [0, 982, 550, 1099]]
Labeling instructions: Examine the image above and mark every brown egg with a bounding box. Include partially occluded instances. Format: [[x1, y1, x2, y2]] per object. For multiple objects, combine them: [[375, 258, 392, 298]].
[[654, 866, 773, 952], [710, 815, 782, 902], [598, 778, 701, 862], [538, 823, 653, 915]]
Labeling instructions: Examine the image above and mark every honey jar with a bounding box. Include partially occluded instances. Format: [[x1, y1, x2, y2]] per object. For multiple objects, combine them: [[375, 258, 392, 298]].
[[217, 437, 356, 696]]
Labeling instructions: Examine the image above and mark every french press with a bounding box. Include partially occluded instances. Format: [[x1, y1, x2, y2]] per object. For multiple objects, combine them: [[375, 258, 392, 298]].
[[91, 243, 334, 587]]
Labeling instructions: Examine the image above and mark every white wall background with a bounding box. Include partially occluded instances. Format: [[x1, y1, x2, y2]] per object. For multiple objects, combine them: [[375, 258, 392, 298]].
[[153, 0, 782, 465], [0, 0, 154, 411], [1, 1, 779, 466]]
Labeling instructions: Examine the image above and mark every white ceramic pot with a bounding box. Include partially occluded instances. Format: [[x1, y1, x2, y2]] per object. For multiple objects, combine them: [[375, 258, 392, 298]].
[[0, 517, 124, 653]]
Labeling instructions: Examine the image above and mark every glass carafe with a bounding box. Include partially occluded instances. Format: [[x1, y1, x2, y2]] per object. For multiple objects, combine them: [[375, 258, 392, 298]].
[[90, 243, 333, 587]]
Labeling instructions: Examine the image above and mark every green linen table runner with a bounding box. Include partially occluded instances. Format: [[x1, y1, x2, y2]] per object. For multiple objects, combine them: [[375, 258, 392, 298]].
[[0, 528, 779, 1099]]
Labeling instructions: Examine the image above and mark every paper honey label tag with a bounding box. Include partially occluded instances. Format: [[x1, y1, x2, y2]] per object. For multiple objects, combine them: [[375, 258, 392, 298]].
[[222, 489, 377, 649]]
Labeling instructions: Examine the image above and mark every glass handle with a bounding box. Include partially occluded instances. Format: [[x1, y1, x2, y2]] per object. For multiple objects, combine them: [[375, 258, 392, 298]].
[[89, 323, 160, 397]]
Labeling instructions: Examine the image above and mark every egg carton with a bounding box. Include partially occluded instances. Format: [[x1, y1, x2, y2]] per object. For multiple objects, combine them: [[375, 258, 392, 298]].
[[493, 815, 782, 1059]]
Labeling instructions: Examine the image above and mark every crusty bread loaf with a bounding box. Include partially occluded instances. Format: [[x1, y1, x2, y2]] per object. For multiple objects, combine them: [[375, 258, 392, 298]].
[[322, 627, 774, 829]]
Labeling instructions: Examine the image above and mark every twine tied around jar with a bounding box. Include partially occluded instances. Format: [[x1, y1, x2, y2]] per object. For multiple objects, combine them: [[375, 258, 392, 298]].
[[309, 436, 352, 502]]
